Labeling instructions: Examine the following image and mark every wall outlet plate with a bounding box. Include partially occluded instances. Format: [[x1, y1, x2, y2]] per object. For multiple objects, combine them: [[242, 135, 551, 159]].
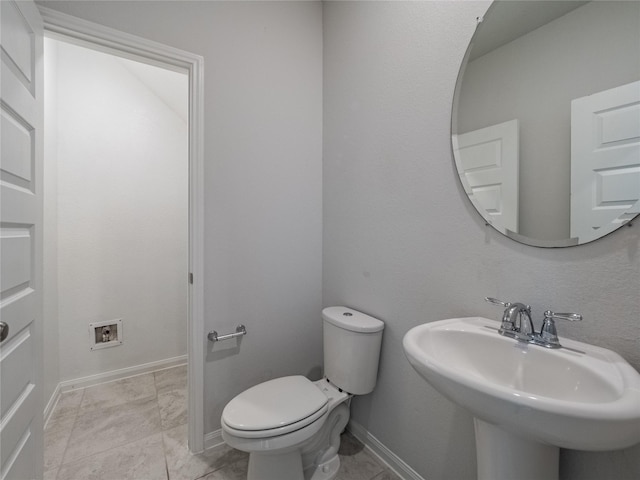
[[89, 318, 123, 350]]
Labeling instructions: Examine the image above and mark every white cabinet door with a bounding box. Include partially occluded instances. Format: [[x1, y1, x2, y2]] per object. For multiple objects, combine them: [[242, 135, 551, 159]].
[[571, 81, 640, 243], [1, 1, 44, 478], [453, 119, 519, 234]]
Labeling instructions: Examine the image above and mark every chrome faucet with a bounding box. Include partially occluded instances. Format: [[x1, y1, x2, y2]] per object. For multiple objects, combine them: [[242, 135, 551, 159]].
[[486, 298, 533, 340], [485, 297, 582, 349], [502, 302, 534, 338]]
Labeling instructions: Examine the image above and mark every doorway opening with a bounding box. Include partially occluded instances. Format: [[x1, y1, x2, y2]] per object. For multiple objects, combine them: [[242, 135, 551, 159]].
[[40, 6, 205, 453], [43, 34, 189, 392]]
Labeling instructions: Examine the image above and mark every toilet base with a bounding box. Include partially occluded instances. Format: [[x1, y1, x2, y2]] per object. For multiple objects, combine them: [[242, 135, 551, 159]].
[[306, 454, 340, 480], [242, 398, 350, 480], [302, 401, 349, 480], [245, 408, 346, 480], [248, 451, 304, 480]]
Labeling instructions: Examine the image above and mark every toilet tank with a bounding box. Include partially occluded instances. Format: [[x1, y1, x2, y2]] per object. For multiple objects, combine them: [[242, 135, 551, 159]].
[[322, 306, 384, 395]]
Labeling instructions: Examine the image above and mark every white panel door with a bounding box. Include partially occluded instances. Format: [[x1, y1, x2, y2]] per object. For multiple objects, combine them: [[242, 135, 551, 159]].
[[0, 1, 44, 479], [453, 119, 519, 234], [571, 81, 640, 243]]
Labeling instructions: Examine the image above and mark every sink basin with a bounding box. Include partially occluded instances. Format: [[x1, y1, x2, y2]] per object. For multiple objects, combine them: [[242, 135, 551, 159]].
[[403, 317, 640, 452]]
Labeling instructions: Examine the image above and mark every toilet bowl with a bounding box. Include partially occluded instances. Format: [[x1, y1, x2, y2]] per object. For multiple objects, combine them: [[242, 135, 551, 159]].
[[220, 307, 384, 480]]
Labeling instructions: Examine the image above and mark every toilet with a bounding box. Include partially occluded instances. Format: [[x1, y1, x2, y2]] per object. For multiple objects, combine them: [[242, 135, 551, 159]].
[[221, 306, 384, 480]]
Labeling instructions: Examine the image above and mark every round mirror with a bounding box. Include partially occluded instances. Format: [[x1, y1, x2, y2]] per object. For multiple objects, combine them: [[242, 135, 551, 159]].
[[452, 1, 640, 247]]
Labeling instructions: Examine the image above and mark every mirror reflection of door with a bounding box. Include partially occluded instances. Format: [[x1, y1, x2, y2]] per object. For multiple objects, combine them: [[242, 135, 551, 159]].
[[570, 81, 640, 243], [453, 119, 519, 234]]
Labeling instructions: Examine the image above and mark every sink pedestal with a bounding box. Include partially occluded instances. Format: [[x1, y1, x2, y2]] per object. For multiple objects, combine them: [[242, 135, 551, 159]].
[[474, 419, 559, 480]]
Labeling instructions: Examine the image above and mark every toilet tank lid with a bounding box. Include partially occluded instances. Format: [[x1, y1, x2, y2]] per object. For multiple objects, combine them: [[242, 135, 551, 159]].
[[322, 306, 384, 333]]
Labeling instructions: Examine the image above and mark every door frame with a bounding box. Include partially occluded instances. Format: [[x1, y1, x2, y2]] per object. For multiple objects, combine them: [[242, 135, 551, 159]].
[[38, 6, 206, 453]]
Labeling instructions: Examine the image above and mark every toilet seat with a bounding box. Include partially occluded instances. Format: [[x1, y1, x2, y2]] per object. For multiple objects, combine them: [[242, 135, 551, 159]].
[[221, 376, 329, 439]]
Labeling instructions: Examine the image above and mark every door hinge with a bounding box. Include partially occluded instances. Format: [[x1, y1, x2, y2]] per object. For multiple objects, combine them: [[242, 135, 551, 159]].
[[189, 272, 194, 284]]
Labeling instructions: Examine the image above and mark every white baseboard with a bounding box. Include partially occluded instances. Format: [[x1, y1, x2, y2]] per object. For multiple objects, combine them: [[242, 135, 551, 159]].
[[347, 419, 425, 480], [204, 429, 225, 451], [44, 383, 62, 428], [58, 355, 187, 392], [44, 355, 187, 427]]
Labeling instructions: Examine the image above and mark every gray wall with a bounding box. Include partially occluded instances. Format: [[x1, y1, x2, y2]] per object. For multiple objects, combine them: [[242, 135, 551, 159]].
[[41, 0, 324, 435], [323, 1, 639, 479], [457, 1, 640, 240]]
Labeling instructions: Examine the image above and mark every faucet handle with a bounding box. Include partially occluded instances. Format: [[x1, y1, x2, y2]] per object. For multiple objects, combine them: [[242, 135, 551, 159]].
[[485, 297, 510, 307], [543, 311, 582, 322], [539, 310, 583, 348]]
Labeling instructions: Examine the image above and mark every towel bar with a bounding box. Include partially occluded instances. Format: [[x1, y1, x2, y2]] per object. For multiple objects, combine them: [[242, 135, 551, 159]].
[[208, 325, 247, 342]]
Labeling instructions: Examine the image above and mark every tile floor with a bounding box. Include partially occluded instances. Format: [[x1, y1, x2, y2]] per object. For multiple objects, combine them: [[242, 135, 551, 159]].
[[44, 366, 401, 480]]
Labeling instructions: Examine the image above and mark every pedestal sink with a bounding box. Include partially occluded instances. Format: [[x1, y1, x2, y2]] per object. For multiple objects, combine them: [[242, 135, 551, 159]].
[[403, 317, 640, 480]]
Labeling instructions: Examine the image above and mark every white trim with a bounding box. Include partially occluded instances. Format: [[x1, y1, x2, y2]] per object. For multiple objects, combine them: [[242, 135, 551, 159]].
[[187, 32, 206, 457], [43, 382, 62, 429], [58, 355, 187, 392], [204, 429, 226, 451], [347, 420, 425, 480], [38, 7, 192, 73], [38, 6, 206, 454]]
